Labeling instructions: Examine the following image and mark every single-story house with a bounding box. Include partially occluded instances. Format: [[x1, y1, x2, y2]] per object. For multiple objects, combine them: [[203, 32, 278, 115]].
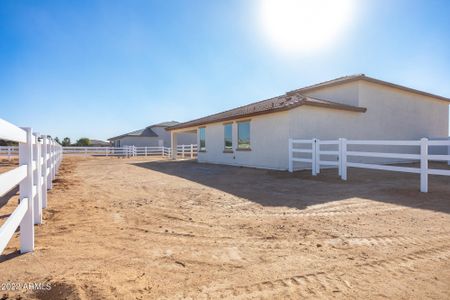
[[109, 121, 196, 147], [166, 74, 449, 170]]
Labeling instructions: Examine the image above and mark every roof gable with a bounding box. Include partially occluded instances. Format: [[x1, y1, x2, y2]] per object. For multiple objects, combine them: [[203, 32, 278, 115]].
[[288, 74, 450, 102]]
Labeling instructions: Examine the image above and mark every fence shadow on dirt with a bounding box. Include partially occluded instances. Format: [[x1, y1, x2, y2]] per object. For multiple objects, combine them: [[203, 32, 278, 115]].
[[131, 160, 450, 215]]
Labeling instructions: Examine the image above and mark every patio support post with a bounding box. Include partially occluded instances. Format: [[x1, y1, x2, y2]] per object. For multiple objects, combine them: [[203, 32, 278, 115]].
[[171, 131, 177, 160]]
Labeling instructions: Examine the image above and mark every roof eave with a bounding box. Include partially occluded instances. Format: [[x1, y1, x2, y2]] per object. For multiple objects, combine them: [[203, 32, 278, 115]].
[[167, 101, 366, 131], [302, 100, 367, 112]]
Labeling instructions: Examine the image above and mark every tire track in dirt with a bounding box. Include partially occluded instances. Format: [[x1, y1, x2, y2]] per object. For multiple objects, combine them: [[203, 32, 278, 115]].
[[132, 226, 450, 254], [238, 205, 405, 218], [169, 243, 450, 299], [326, 233, 450, 248], [137, 197, 408, 222]]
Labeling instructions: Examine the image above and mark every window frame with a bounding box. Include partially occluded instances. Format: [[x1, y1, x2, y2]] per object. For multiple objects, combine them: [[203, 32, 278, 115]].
[[198, 127, 206, 152], [223, 123, 233, 152], [237, 120, 251, 150]]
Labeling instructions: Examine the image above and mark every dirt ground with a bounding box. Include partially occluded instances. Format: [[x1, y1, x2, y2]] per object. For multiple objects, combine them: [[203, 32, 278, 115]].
[[1, 156, 450, 299]]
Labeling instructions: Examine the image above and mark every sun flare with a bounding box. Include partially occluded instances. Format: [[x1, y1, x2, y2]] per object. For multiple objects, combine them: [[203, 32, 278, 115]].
[[260, 0, 355, 54]]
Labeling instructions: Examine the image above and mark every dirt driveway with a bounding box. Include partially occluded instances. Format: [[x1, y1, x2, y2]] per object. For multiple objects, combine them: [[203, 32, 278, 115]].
[[1, 156, 450, 299]]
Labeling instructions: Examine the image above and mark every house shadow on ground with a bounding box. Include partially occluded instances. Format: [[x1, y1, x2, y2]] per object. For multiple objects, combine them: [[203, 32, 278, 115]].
[[131, 160, 450, 215]]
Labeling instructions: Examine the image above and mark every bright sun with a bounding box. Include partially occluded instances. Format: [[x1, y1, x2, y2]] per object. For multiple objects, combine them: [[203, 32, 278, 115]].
[[260, 0, 355, 54]]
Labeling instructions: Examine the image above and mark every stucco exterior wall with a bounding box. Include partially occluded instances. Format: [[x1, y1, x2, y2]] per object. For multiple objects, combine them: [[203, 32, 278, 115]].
[[197, 112, 290, 170], [358, 81, 448, 139], [297, 80, 448, 140], [192, 80, 449, 171]]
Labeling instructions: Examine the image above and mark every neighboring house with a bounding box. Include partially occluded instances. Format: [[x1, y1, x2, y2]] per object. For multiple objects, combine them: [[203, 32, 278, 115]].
[[167, 74, 450, 170], [108, 121, 196, 147], [90, 139, 110, 147]]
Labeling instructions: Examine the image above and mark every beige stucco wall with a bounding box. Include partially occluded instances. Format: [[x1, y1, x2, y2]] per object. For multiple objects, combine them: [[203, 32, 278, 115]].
[[189, 80, 449, 170], [358, 81, 448, 139], [297, 80, 448, 140], [196, 112, 290, 170]]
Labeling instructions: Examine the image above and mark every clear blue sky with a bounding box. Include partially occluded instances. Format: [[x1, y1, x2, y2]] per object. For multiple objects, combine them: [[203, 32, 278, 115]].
[[1, 0, 449, 141]]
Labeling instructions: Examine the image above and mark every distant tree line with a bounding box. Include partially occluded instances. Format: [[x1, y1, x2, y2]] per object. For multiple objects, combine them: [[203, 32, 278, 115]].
[[0, 139, 18, 146], [1, 137, 100, 147], [57, 137, 91, 147]]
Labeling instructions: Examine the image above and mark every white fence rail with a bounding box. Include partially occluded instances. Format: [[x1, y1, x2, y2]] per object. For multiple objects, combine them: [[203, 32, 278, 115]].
[[63, 144, 198, 158], [289, 138, 450, 193], [0, 118, 62, 254]]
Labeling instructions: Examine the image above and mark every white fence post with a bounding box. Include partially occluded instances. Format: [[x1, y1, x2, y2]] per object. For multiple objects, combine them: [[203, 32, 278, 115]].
[[420, 138, 429, 193], [52, 140, 56, 181], [47, 138, 52, 190], [338, 138, 342, 177], [182, 145, 185, 158], [19, 127, 34, 253], [42, 135, 48, 209], [312, 139, 317, 176], [288, 138, 293, 172], [316, 139, 321, 174], [190, 144, 194, 158], [340, 138, 347, 181], [161, 146, 164, 157], [448, 136, 450, 166], [145, 147, 148, 156], [33, 133, 42, 225], [7, 146, 11, 161]]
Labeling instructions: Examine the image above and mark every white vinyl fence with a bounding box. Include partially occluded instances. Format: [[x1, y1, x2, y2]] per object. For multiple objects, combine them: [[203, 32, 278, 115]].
[[289, 138, 450, 193], [63, 144, 198, 158], [0, 118, 62, 254]]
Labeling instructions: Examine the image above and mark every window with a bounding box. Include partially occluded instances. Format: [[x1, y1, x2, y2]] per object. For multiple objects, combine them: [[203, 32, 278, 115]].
[[199, 127, 206, 151], [237, 121, 250, 149], [224, 123, 232, 151]]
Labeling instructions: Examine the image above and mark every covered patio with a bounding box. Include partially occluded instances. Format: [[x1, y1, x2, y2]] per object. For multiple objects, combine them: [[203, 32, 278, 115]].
[[169, 126, 198, 160]]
